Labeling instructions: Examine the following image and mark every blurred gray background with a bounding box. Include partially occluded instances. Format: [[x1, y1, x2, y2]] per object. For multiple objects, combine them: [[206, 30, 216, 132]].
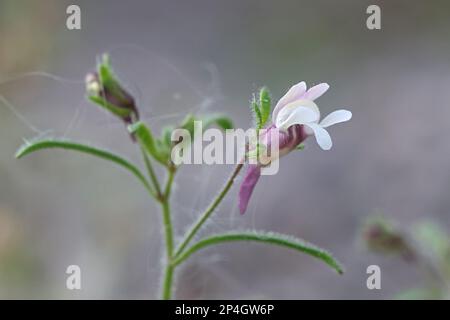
[[1, 0, 450, 299]]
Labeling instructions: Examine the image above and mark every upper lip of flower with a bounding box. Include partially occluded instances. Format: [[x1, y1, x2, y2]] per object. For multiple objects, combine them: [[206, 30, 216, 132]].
[[272, 82, 352, 150]]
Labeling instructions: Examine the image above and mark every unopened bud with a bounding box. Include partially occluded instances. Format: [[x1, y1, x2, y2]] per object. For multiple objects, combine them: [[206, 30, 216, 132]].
[[362, 218, 415, 261], [85, 54, 139, 126]]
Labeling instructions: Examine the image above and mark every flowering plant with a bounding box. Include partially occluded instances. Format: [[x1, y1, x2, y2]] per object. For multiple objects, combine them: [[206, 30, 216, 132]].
[[15, 54, 349, 299]]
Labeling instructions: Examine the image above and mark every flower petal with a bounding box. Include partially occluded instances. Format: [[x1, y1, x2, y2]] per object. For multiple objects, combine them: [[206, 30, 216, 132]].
[[275, 102, 320, 130], [238, 165, 262, 214], [303, 83, 329, 101], [272, 81, 307, 120], [305, 123, 332, 150], [319, 109, 352, 128]]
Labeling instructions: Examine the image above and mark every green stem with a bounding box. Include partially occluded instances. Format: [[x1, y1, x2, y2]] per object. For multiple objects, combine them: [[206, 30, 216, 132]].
[[141, 146, 162, 198], [164, 166, 176, 199], [160, 167, 176, 299], [174, 163, 243, 257], [139, 143, 175, 299], [161, 263, 174, 300], [161, 199, 174, 261]]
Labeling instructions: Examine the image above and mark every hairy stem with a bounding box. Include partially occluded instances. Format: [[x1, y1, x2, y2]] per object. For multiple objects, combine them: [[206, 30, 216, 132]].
[[141, 147, 162, 198], [174, 163, 243, 257], [161, 263, 174, 300], [161, 199, 174, 263], [140, 144, 175, 299], [164, 166, 176, 199], [160, 167, 176, 299]]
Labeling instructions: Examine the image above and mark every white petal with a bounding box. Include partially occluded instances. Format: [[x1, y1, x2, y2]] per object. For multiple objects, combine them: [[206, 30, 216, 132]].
[[272, 81, 307, 120], [276, 105, 319, 130], [280, 81, 307, 104], [319, 109, 352, 128], [278, 98, 321, 121], [289, 99, 321, 117], [305, 123, 332, 150], [303, 83, 329, 101]]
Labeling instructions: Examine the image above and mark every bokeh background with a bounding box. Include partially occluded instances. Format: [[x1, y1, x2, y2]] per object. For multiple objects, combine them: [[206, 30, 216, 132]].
[[1, 0, 450, 299]]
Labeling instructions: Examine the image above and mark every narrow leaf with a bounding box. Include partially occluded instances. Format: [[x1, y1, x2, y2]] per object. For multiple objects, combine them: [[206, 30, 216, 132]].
[[251, 99, 262, 129], [180, 114, 196, 137], [161, 126, 175, 148], [173, 231, 344, 274], [202, 114, 234, 131], [15, 139, 155, 196], [259, 87, 271, 126], [128, 121, 167, 165]]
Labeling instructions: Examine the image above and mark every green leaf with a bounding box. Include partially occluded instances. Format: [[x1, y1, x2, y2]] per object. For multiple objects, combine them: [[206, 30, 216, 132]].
[[202, 114, 234, 131], [161, 125, 175, 147], [250, 98, 262, 129], [173, 230, 344, 274], [15, 139, 155, 197], [128, 121, 168, 165], [180, 113, 234, 139], [180, 114, 196, 137], [156, 125, 176, 158], [259, 87, 271, 126]]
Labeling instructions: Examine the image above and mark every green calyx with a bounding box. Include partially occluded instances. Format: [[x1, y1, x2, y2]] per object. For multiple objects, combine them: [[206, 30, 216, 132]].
[[86, 54, 138, 123]]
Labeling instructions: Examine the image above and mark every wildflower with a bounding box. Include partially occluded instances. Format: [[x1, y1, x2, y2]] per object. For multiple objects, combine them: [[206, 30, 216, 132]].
[[239, 82, 352, 214], [272, 82, 351, 150]]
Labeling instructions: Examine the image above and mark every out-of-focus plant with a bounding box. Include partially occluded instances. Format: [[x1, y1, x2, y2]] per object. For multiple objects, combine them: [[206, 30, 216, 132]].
[[15, 54, 350, 299], [0, 1, 59, 76], [362, 217, 450, 299]]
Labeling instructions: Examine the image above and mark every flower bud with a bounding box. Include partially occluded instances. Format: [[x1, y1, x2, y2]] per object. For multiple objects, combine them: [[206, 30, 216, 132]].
[[85, 54, 139, 125], [362, 218, 415, 261]]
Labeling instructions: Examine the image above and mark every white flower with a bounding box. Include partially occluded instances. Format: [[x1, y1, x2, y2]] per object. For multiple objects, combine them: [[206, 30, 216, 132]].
[[273, 82, 352, 150]]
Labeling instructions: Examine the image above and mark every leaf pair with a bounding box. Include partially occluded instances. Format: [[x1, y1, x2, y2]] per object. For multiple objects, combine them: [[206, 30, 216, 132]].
[[15, 138, 344, 276], [129, 113, 234, 168]]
